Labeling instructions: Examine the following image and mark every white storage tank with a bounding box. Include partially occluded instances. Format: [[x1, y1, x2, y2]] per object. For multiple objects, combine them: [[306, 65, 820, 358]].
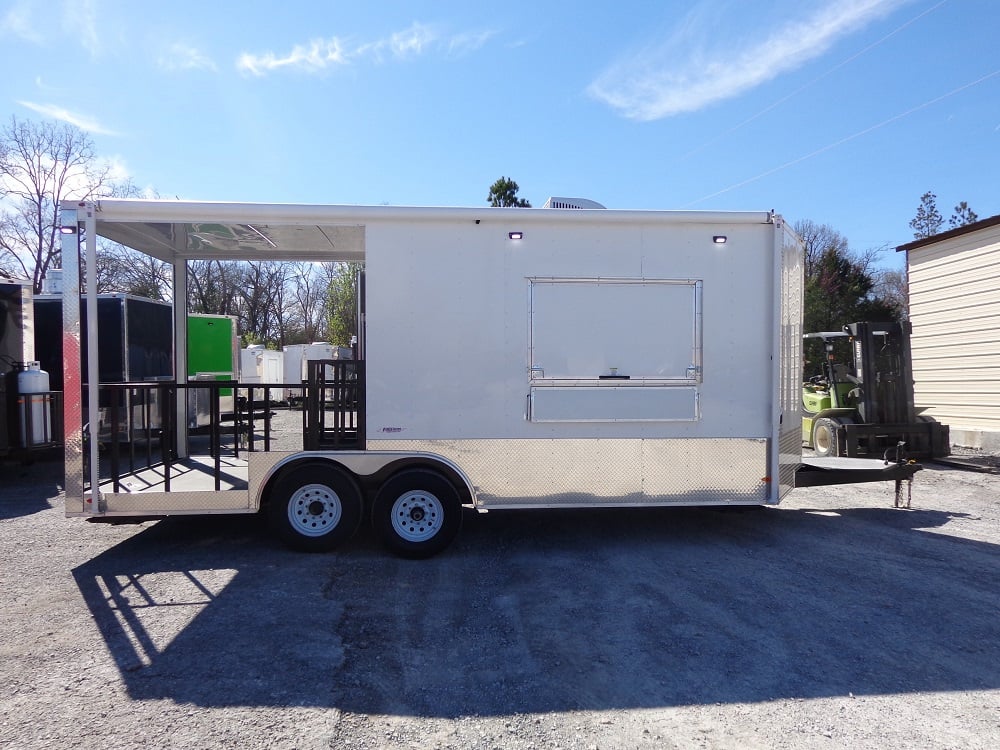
[[17, 361, 51, 446]]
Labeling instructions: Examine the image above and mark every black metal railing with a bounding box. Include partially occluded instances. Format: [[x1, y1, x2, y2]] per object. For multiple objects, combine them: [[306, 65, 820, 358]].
[[83, 380, 262, 493], [81, 371, 366, 494], [304, 360, 365, 450]]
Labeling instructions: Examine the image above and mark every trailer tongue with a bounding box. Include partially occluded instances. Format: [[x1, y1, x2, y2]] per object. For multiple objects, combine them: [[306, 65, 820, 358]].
[[796, 455, 921, 508]]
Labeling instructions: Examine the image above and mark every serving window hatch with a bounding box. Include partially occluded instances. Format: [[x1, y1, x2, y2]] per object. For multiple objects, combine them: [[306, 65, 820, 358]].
[[528, 277, 703, 385]]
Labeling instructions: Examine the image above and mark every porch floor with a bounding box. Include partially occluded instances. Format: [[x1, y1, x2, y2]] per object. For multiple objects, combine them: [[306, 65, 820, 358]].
[[99, 455, 250, 494]]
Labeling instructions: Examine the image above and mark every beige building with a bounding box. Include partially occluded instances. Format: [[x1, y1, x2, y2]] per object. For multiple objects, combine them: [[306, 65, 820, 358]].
[[897, 214, 1000, 451]]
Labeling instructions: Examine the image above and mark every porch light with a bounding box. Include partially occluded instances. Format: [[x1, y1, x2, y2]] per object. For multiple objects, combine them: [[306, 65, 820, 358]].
[[712, 235, 727, 244], [508, 231, 523, 240], [59, 225, 78, 234]]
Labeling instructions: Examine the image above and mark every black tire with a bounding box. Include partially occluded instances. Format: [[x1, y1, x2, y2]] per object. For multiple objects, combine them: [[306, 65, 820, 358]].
[[267, 462, 362, 552], [812, 418, 840, 457], [372, 469, 464, 559]]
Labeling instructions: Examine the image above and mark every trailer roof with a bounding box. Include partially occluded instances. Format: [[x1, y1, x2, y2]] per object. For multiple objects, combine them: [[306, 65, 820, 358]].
[[69, 198, 777, 263]]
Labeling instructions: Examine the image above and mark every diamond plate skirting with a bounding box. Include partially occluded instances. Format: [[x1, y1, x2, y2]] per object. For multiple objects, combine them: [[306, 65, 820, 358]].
[[370, 438, 769, 507]]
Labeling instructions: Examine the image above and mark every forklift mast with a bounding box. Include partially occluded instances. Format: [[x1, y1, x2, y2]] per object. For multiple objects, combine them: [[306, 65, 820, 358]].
[[844, 321, 917, 426], [803, 320, 949, 459]]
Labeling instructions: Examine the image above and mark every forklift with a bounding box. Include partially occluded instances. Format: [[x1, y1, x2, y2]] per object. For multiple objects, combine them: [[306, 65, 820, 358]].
[[802, 321, 950, 459]]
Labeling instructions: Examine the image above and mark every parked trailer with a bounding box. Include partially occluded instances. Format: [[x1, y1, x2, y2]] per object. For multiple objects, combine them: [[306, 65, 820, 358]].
[[240, 345, 284, 403], [34, 293, 172, 444], [59, 199, 804, 557], [187, 313, 239, 429]]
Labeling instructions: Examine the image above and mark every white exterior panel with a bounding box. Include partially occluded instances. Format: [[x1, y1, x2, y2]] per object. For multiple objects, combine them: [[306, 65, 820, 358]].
[[362, 213, 797, 505], [364, 217, 779, 442]]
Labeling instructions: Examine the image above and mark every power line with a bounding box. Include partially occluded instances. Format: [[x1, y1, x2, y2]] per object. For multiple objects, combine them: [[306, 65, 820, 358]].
[[684, 67, 1000, 207], [677, 0, 951, 162]]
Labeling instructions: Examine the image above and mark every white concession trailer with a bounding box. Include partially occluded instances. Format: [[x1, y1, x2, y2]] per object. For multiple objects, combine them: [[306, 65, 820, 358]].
[[59, 199, 803, 557]]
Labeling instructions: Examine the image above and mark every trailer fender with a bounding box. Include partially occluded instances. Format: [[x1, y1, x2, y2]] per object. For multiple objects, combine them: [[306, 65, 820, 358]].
[[254, 451, 477, 512]]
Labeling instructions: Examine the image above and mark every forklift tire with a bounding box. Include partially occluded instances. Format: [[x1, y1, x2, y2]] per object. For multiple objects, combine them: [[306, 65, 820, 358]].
[[812, 418, 840, 457]]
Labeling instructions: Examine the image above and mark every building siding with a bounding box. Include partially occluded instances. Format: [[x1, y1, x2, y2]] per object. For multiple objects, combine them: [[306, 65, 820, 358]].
[[906, 225, 1000, 442]]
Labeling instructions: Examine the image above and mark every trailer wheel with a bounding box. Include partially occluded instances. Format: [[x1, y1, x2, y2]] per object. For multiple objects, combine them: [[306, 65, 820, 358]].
[[267, 463, 362, 552], [372, 469, 463, 559], [812, 418, 839, 457]]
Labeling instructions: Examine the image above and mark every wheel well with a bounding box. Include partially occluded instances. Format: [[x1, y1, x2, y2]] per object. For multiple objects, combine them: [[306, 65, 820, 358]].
[[258, 458, 355, 513], [363, 458, 474, 507], [258, 456, 474, 513]]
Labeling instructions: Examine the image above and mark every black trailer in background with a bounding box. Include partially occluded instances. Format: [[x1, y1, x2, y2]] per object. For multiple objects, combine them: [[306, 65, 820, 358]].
[[34, 293, 173, 390], [34, 294, 173, 445]]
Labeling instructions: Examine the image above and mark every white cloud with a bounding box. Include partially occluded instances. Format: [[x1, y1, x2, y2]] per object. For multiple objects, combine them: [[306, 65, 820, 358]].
[[158, 42, 218, 72], [100, 154, 132, 183], [588, 0, 911, 121], [3, 0, 103, 56], [18, 101, 119, 136], [446, 29, 498, 57], [1, 1, 44, 43], [238, 37, 350, 76], [60, 0, 101, 57], [384, 22, 436, 58], [237, 22, 494, 76]]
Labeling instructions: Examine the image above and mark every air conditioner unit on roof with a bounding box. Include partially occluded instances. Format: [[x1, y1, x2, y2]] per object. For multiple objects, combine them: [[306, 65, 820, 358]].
[[542, 197, 606, 209]]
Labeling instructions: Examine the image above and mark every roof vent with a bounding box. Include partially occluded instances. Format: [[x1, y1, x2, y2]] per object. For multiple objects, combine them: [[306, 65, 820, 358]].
[[542, 197, 606, 209]]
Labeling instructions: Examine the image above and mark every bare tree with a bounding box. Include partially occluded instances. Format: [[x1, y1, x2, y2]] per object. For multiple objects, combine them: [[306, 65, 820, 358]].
[[95, 243, 173, 300], [872, 267, 908, 320], [187, 260, 242, 316], [794, 219, 850, 279], [793, 219, 900, 332], [238, 261, 290, 345], [0, 116, 121, 292], [285, 262, 329, 344]]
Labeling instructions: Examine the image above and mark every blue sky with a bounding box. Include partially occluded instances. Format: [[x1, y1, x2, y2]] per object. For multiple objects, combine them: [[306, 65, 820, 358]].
[[2, 0, 998, 271]]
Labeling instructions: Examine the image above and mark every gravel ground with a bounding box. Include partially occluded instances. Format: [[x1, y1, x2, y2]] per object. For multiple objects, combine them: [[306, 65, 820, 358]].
[[2, 441, 999, 750]]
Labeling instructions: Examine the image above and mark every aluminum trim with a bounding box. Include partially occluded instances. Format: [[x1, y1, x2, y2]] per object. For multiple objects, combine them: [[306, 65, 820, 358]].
[[60, 207, 84, 513], [371, 438, 769, 507]]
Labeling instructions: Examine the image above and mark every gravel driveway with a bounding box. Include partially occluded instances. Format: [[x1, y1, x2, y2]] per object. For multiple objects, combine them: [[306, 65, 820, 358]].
[[1, 451, 998, 749]]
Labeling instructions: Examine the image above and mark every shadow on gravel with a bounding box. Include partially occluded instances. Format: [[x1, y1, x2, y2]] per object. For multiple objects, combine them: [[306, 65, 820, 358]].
[[0, 456, 63, 519], [73, 502, 1000, 716]]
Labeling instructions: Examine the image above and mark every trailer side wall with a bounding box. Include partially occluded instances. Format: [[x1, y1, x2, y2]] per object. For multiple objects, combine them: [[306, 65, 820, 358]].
[[364, 216, 787, 506]]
